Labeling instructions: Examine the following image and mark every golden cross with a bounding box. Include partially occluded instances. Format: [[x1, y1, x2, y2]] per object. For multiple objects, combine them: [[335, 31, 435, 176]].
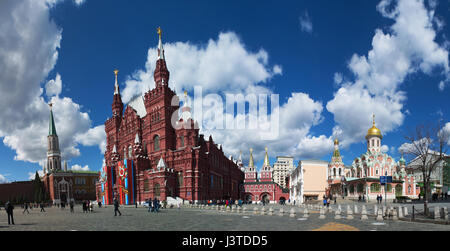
[[157, 27, 162, 39], [114, 69, 119, 76]]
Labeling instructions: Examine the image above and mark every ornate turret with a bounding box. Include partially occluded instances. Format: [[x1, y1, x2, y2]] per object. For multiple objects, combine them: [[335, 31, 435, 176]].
[[332, 138, 343, 163], [154, 27, 170, 87], [366, 114, 383, 140], [260, 147, 273, 182], [112, 69, 124, 117], [249, 148, 255, 170], [244, 148, 258, 183], [366, 114, 382, 153], [47, 103, 62, 172]]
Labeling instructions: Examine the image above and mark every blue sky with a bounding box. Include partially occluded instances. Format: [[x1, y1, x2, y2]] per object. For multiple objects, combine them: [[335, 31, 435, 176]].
[[0, 0, 449, 182]]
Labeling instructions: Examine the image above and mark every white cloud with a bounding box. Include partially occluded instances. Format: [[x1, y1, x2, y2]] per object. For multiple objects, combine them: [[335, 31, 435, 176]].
[[0, 0, 103, 171], [121, 32, 282, 103], [381, 145, 389, 153], [327, 0, 449, 148], [299, 11, 313, 34], [0, 174, 8, 184], [75, 125, 107, 153], [71, 164, 90, 171], [73, 0, 85, 5], [45, 73, 62, 97], [201, 92, 329, 162], [334, 72, 343, 85]]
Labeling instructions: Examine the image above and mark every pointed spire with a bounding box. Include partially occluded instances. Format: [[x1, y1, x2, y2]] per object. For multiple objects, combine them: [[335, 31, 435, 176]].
[[157, 156, 166, 170], [134, 133, 141, 144], [263, 146, 270, 167], [157, 27, 165, 60], [112, 144, 117, 153], [48, 103, 57, 136], [114, 69, 119, 95], [249, 148, 254, 168], [238, 150, 243, 163]]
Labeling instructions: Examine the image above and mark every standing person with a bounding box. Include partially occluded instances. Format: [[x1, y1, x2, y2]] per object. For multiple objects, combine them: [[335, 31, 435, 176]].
[[148, 198, 152, 212], [326, 197, 330, 208], [69, 200, 74, 213], [82, 201, 86, 213], [379, 194, 382, 204], [323, 196, 327, 207], [114, 198, 122, 216], [23, 202, 30, 214], [40, 202, 46, 212], [5, 201, 14, 225], [153, 198, 159, 213]]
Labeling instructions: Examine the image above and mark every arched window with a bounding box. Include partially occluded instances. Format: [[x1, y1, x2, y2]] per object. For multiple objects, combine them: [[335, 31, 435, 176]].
[[333, 168, 336, 177], [128, 146, 132, 158], [370, 183, 381, 193], [178, 172, 183, 187], [154, 183, 160, 197], [338, 168, 342, 176], [144, 179, 149, 191], [154, 135, 160, 151]]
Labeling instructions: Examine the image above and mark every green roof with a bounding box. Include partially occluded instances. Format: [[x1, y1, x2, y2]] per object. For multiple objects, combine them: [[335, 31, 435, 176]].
[[49, 109, 57, 136]]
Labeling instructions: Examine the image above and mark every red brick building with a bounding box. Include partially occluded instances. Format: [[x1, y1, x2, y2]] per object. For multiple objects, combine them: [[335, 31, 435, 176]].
[[0, 181, 34, 205], [242, 148, 290, 204], [97, 29, 244, 205], [41, 104, 98, 204]]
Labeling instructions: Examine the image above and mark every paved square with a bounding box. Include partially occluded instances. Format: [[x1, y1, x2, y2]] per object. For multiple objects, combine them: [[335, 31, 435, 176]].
[[0, 204, 449, 231]]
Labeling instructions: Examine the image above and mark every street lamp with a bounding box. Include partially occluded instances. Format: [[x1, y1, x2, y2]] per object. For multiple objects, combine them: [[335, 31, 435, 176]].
[[384, 171, 387, 208], [341, 176, 346, 199]]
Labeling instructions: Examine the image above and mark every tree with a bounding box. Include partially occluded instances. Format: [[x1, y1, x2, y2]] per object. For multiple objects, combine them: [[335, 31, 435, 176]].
[[401, 123, 449, 216]]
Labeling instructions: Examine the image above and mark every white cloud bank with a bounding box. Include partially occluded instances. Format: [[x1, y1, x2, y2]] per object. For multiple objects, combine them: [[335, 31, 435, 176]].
[[327, 0, 450, 148], [0, 0, 104, 173]]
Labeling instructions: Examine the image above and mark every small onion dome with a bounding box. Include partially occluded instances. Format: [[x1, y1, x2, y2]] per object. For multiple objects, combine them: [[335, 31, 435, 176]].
[[366, 114, 383, 139], [399, 156, 406, 165], [334, 138, 339, 145]]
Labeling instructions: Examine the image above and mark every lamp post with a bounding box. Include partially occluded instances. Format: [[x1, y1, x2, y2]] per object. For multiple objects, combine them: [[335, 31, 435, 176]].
[[384, 171, 387, 208]]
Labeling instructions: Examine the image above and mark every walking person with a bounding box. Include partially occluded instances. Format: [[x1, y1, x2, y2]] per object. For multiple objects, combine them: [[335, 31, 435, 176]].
[[114, 198, 122, 216], [23, 202, 30, 214], [5, 201, 14, 225], [69, 200, 74, 213], [40, 202, 46, 212]]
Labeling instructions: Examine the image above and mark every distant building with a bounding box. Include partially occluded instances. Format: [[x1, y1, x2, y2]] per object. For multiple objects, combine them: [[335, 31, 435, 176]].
[[406, 152, 450, 195], [273, 156, 294, 189], [243, 148, 289, 204], [41, 104, 98, 204], [0, 181, 34, 205]]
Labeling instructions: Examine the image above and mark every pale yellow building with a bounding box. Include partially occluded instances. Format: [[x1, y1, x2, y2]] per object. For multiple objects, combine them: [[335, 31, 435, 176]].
[[299, 160, 329, 202]]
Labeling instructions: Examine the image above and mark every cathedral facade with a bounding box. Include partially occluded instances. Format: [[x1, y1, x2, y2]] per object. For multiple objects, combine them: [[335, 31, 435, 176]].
[[329, 115, 417, 200], [97, 29, 244, 205]]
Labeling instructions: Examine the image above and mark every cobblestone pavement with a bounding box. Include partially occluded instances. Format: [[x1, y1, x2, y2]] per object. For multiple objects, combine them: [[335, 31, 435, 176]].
[[0, 204, 448, 231]]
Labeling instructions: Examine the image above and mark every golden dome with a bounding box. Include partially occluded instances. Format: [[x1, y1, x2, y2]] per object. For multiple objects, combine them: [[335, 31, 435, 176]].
[[334, 138, 339, 145], [366, 114, 383, 139]]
